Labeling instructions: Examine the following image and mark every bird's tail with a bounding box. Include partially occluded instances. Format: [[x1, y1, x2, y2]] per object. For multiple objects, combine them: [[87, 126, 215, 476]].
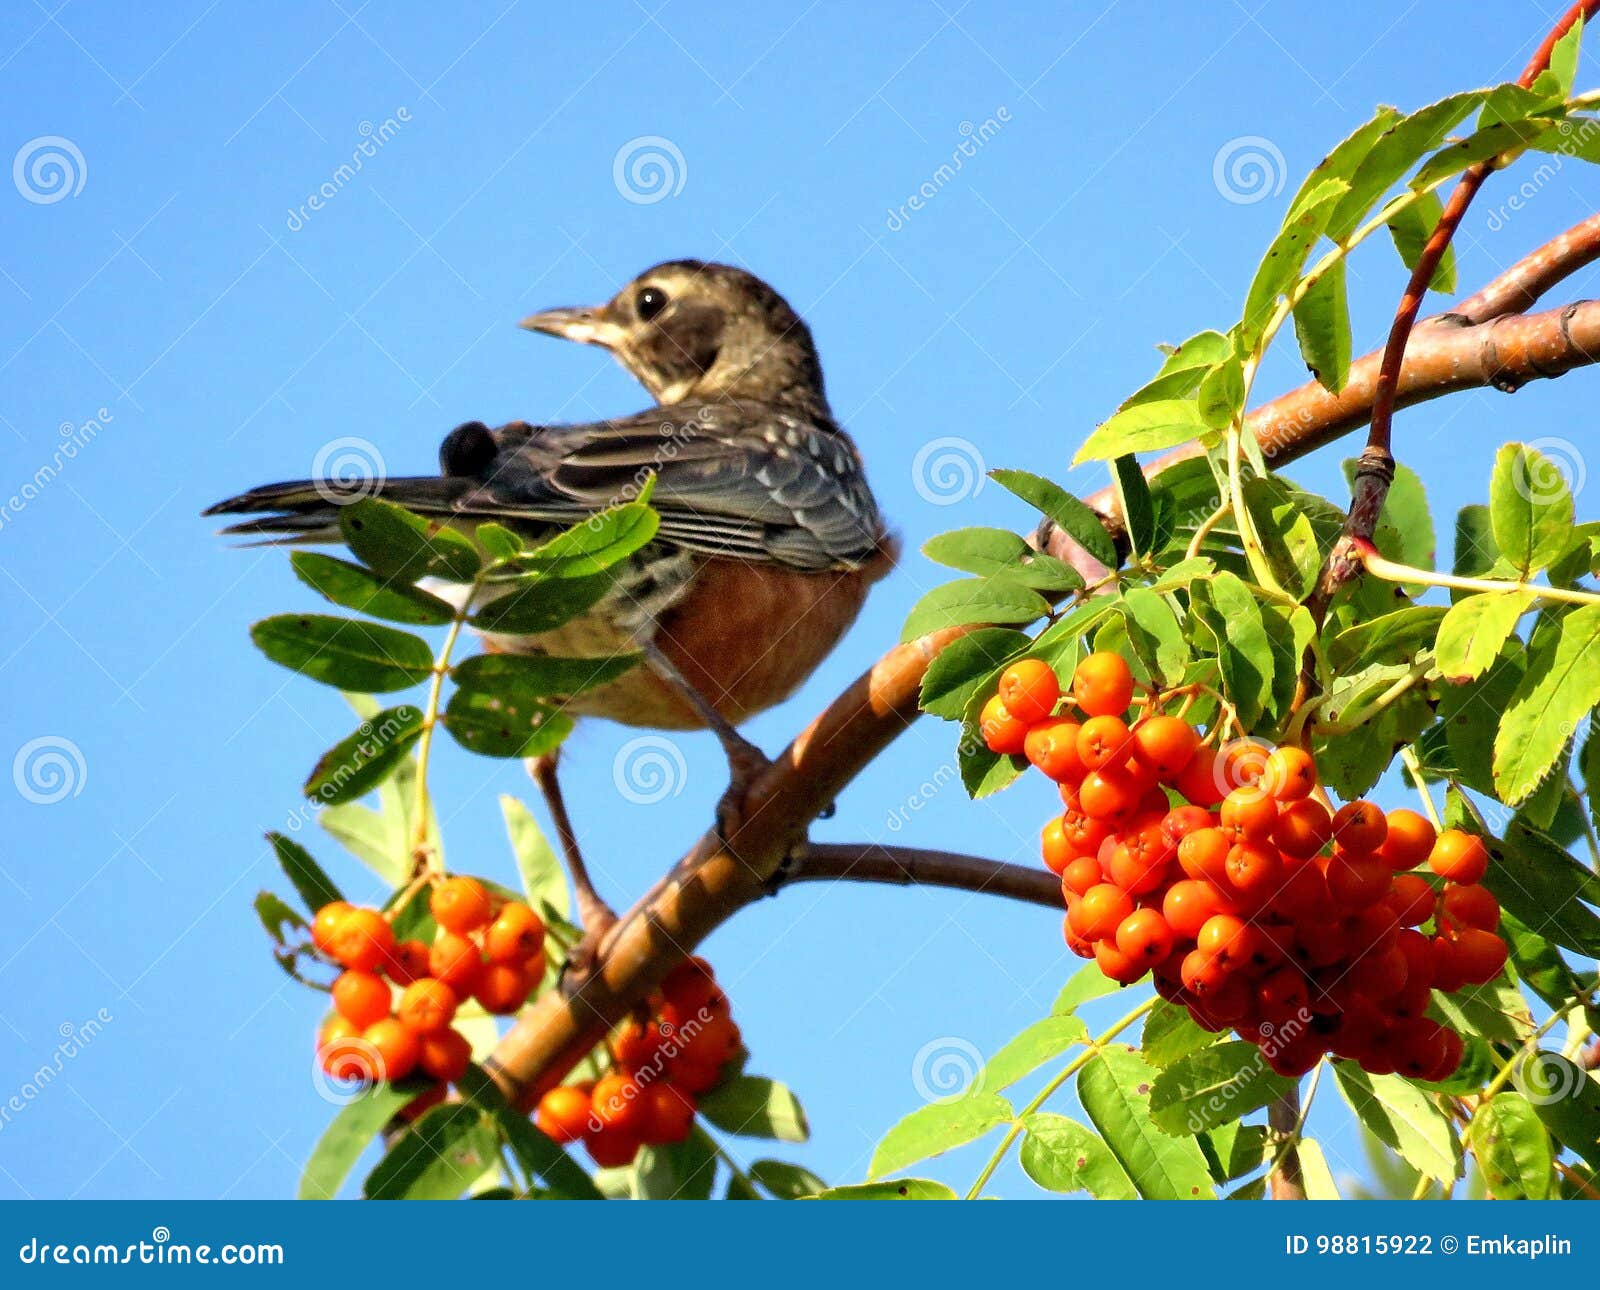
[[203, 476, 475, 543]]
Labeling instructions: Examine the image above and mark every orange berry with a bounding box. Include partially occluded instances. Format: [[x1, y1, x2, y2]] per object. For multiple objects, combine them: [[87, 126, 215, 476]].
[[311, 901, 355, 955], [1072, 651, 1134, 717], [1220, 789, 1278, 842], [1223, 841, 1282, 899], [1428, 829, 1489, 885], [1442, 882, 1500, 931], [396, 978, 458, 1034], [1060, 855, 1103, 898], [362, 1017, 420, 1082], [1132, 715, 1199, 778], [1094, 938, 1146, 984], [611, 1016, 667, 1070], [475, 961, 534, 1015], [662, 958, 724, 1019], [1162, 879, 1233, 938], [331, 970, 392, 1029], [670, 1059, 726, 1095], [998, 659, 1060, 726], [1073, 883, 1134, 941], [1078, 767, 1142, 821], [428, 932, 484, 994], [1180, 948, 1231, 996], [1269, 856, 1330, 920], [1196, 913, 1263, 968], [430, 876, 493, 934], [1380, 809, 1436, 870], [1161, 804, 1214, 844], [584, 1124, 642, 1169], [1386, 872, 1437, 926], [1324, 851, 1391, 909], [979, 694, 1029, 755], [1025, 718, 1087, 784], [1452, 929, 1508, 984], [1262, 746, 1317, 802], [1061, 805, 1112, 854], [1173, 746, 1226, 807], [1076, 715, 1134, 771], [1115, 908, 1176, 964], [1273, 798, 1332, 858], [1106, 832, 1171, 896], [485, 901, 546, 965], [536, 1084, 595, 1143], [591, 1072, 648, 1136], [1177, 827, 1231, 885], [328, 908, 395, 972], [1041, 817, 1075, 875], [642, 1081, 696, 1144], [317, 1015, 367, 1081], [1331, 801, 1387, 852], [384, 939, 431, 985], [418, 1027, 472, 1083]]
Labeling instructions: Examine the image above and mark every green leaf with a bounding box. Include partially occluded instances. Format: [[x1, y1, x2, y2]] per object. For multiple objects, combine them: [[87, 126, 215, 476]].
[[1469, 1092, 1554, 1199], [1547, 16, 1584, 97], [500, 795, 570, 921], [1332, 1065, 1460, 1181], [254, 890, 305, 947], [989, 469, 1117, 568], [1077, 1044, 1215, 1199], [1053, 962, 1123, 1015], [303, 705, 425, 805], [1439, 647, 1524, 792], [251, 614, 434, 692], [1141, 1000, 1224, 1070], [291, 552, 458, 626], [977, 1014, 1089, 1093], [455, 1066, 602, 1198], [475, 522, 524, 560], [1119, 330, 1232, 409], [267, 833, 342, 914], [1330, 605, 1448, 671], [363, 1102, 498, 1200], [1454, 503, 1497, 590], [1549, 521, 1600, 587], [869, 1093, 1012, 1179], [921, 527, 1083, 592], [515, 502, 659, 578], [1241, 475, 1336, 599], [1486, 820, 1600, 957], [1411, 117, 1557, 189], [299, 1083, 422, 1199], [1148, 1043, 1293, 1135], [1204, 573, 1274, 729], [319, 802, 407, 886], [452, 651, 638, 698], [1512, 1051, 1600, 1169], [1495, 605, 1600, 804], [750, 1159, 826, 1199], [1026, 596, 1119, 678], [900, 577, 1049, 642], [1435, 592, 1534, 682], [1292, 257, 1352, 392], [812, 1179, 956, 1200], [1200, 1122, 1270, 1183], [1299, 1139, 1342, 1199], [471, 575, 615, 635], [919, 627, 1031, 721], [1490, 443, 1575, 577], [1018, 1113, 1135, 1198], [1240, 179, 1348, 347], [1383, 190, 1455, 292], [1119, 588, 1189, 687], [441, 686, 571, 759], [1326, 93, 1482, 239], [696, 1076, 809, 1142], [1288, 104, 1401, 231], [1112, 455, 1157, 558], [1196, 355, 1244, 431], [1074, 399, 1211, 466], [339, 498, 481, 584]]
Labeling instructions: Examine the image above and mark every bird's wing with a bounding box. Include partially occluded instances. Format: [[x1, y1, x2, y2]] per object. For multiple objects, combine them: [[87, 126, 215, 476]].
[[461, 404, 887, 572]]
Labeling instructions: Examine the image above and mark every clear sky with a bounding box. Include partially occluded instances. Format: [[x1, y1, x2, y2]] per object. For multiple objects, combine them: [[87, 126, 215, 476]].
[[2, 0, 1596, 1199]]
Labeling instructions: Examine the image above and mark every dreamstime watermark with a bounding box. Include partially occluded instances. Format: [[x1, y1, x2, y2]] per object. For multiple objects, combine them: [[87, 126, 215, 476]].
[[0, 408, 114, 532], [1212, 135, 1286, 205], [284, 108, 412, 232], [1483, 116, 1600, 231], [311, 435, 387, 506], [587, 1003, 723, 1131], [885, 107, 1012, 231], [0, 1010, 113, 1134], [13, 736, 87, 805], [13, 135, 86, 204], [1512, 437, 1586, 506], [911, 435, 986, 506], [911, 1036, 983, 1104], [18, 1227, 283, 1267], [1183, 1008, 1312, 1134], [612, 135, 687, 204], [884, 754, 963, 832], [1514, 1049, 1593, 1106], [613, 735, 689, 805]]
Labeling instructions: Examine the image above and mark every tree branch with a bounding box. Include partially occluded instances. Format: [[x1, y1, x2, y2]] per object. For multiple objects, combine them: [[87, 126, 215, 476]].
[[1454, 211, 1600, 321], [785, 841, 1062, 907]]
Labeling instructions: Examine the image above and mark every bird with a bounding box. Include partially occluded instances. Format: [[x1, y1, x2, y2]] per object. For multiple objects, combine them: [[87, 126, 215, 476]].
[[206, 260, 896, 929]]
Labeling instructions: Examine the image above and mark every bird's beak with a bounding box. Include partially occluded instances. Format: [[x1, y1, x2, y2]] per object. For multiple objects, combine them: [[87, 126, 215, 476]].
[[517, 305, 627, 349]]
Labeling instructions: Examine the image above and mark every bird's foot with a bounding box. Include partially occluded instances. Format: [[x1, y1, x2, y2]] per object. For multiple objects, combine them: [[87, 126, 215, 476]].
[[714, 733, 773, 846]]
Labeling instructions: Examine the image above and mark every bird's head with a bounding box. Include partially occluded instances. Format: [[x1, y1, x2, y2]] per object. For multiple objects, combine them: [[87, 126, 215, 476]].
[[519, 260, 826, 409]]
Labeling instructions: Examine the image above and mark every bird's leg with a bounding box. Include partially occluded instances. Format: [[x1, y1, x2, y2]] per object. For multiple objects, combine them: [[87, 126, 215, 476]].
[[639, 639, 772, 839], [526, 752, 616, 958]]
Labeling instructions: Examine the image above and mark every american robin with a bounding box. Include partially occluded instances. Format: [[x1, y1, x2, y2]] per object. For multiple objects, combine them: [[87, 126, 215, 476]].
[[207, 261, 896, 922]]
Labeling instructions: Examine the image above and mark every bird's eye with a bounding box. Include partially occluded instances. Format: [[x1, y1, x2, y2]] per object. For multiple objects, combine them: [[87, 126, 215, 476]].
[[635, 287, 669, 321]]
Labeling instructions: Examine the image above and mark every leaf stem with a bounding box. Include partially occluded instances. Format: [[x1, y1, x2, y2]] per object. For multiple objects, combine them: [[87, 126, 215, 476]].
[[1358, 547, 1600, 606], [411, 596, 472, 876], [963, 994, 1155, 1200], [1400, 747, 1444, 830]]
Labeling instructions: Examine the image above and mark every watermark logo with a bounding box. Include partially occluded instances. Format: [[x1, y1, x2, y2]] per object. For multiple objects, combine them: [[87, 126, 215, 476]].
[[911, 436, 986, 506], [13, 736, 87, 804], [1514, 438, 1586, 507], [885, 108, 1011, 231], [1213, 135, 1286, 205], [13, 136, 86, 204], [312, 436, 387, 506], [613, 734, 688, 804], [284, 108, 411, 232], [911, 1036, 983, 1103], [612, 136, 687, 205]]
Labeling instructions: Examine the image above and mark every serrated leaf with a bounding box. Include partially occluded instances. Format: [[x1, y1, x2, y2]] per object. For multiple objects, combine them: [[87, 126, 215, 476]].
[[1073, 399, 1212, 466], [1241, 475, 1336, 599], [455, 1065, 601, 1198], [1435, 592, 1534, 681], [251, 614, 434, 692], [868, 1093, 1012, 1179], [1019, 1113, 1135, 1198], [919, 627, 1031, 721], [1326, 92, 1482, 239], [1077, 1044, 1215, 1199], [750, 1159, 826, 1199], [1148, 1043, 1294, 1135], [1411, 117, 1557, 189], [1292, 257, 1352, 392], [475, 522, 524, 560], [253, 890, 305, 947], [1206, 573, 1274, 730], [921, 527, 1084, 591], [1200, 1122, 1270, 1183], [363, 1102, 498, 1199], [303, 705, 425, 805], [1119, 587, 1189, 686], [900, 578, 1048, 642], [340, 498, 481, 584], [1384, 190, 1455, 292], [291, 552, 458, 625], [1495, 605, 1600, 803], [1053, 962, 1122, 1015], [1469, 1092, 1553, 1199], [1547, 16, 1584, 97], [1490, 443, 1575, 577], [299, 1083, 423, 1199], [267, 832, 342, 914], [1141, 1000, 1223, 1069], [977, 1014, 1088, 1093], [1454, 503, 1496, 590], [1486, 821, 1600, 957], [989, 469, 1118, 568], [697, 1076, 809, 1143], [442, 687, 571, 759], [1332, 1065, 1460, 1181], [499, 795, 569, 921], [1197, 356, 1244, 431], [812, 1179, 956, 1199], [452, 651, 639, 698], [1330, 605, 1448, 671], [1112, 455, 1157, 557], [521, 501, 659, 576], [1241, 179, 1348, 347], [1440, 647, 1524, 793], [470, 574, 615, 635], [1512, 1051, 1600, 1169]]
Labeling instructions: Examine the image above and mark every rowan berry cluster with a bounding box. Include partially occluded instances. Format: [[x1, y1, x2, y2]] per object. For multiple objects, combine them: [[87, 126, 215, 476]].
[[535, 956, 741, 1167], [983, 652, 1507, 1081], [312, 876, 546, 1087]]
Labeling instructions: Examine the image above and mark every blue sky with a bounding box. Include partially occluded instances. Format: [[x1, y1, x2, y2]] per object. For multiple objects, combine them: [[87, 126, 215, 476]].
[[2, 0, 1597, 1199]]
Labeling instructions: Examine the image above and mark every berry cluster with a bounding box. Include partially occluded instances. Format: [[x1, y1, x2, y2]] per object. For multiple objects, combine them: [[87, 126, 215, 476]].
[[535, 956, 741, 1167], [983, 652, 1507, 1081], [313, 876, 546, 1087]]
